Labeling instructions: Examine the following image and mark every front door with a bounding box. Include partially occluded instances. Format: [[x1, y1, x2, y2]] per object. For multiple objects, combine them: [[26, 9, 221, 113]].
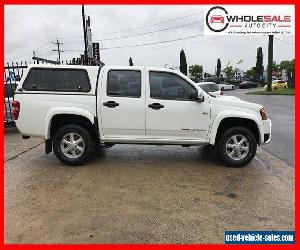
[[145, 70, 210, 143], [100, 67, 145, 140]]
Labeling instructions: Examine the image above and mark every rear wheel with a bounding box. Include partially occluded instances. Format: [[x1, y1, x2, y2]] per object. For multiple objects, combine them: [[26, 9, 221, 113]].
[[53, 124, 94, 166], [216, 127, 257, 167]]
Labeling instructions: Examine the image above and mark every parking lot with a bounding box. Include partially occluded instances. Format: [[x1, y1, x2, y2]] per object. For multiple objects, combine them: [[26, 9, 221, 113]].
[[5, 87, 294, 244]]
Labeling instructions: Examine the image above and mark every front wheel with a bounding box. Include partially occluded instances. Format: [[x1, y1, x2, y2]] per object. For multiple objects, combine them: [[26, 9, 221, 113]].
[[53, 124, 94, 166], [216, 127, 257, 167]]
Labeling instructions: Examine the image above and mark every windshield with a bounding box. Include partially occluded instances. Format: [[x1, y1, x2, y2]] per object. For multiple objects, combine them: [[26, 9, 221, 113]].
[[199, 83, 219, 93], [4, 84, 17, 98]]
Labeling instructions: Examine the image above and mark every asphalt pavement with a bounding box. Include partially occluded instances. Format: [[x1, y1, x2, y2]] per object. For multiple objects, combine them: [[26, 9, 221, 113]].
[[223, 87, 295, 166]]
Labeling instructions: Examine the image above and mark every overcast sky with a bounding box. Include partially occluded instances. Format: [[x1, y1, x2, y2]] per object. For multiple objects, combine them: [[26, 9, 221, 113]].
[[5, 5, 295, 73]]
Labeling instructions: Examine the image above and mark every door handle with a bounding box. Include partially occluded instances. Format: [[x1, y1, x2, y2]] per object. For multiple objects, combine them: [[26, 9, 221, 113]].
[[103, 101, 119, 108], [148, 103, 164, 110]]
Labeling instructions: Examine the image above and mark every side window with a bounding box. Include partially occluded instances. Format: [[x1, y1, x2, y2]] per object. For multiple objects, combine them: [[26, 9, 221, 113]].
[[149, 71, 196, 100], [107, 70, 141, 98], [23, 68, 91, 92]]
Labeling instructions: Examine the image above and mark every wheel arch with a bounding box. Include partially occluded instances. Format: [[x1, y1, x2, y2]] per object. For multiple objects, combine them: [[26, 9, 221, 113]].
[[45, 107, 99, 142], [209, 112, 261, 145]]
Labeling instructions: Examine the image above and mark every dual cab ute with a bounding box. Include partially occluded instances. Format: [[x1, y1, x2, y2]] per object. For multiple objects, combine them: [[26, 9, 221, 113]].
[[13, 65, 271, 167]]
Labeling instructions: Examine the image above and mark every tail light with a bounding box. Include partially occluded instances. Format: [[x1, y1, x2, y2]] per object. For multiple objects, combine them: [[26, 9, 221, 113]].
[[220, 91, 224, 95], [12, 101, 20, 120]]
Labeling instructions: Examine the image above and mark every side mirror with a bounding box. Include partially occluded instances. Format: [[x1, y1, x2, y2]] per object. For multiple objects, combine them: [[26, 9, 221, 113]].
[[197, 91, 205, 102], [194, 89, 205, 102]]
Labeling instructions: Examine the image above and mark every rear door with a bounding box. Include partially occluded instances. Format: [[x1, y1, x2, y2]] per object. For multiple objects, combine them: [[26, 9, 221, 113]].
[[99, 67, 145, 140]]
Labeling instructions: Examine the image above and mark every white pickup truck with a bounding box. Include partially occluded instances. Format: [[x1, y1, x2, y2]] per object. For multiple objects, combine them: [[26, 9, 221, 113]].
[[12, 65, 271, 167]]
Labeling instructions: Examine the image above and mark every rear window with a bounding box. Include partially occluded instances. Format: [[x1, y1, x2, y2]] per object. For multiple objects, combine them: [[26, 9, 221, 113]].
[[199, 83, 219, 93], [4, 84, 17, 98], [23, 68, 91, 92]]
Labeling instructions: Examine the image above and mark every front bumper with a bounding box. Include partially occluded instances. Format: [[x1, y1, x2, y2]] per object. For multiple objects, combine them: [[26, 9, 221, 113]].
[[260, 119, 272, 144]]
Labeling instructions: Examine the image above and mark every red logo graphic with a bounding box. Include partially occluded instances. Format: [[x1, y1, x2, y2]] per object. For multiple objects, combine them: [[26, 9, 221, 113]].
[[210, 15, 225, 24]]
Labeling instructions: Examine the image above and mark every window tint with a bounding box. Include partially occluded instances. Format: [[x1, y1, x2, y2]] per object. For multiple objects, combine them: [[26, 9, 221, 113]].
[[23, 68, 91, 92], [199, 83, 219, 93], [107, 70, 141, 97], [4, 84, 17, 98], [149, 71, 196, 100]]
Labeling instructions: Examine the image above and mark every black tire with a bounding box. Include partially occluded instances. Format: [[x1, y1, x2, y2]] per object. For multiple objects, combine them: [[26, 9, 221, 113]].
[[216, 127, 257, 167], [53, 124, 94, 166]]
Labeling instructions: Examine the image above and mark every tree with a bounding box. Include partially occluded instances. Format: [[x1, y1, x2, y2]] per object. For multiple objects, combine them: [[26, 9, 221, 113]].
[[189, 65, 203, 82], [223, 65, 234, 78], [204, 72, 211, 79], [255, 47, 264, 80], [272, 61, 280, 71], [280, 59, 294, 73], [245, 68, 256, 79], [129, 57, 133, 66], [179, 49, 187, 75], [216, 58, 221, 78], [266, 61, 279, 72]]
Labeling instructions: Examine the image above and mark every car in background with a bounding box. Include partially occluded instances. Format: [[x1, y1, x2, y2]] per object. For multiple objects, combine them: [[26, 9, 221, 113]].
[[218, 83, 235, 91], [4, 83, 17, 123], [198, 82, 222, 97], [264, 80, 288, 90], [239, 81, 258, 89]]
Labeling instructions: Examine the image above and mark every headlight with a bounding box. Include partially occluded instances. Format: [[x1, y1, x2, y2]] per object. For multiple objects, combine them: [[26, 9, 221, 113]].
[[260, 107, 268, 120]]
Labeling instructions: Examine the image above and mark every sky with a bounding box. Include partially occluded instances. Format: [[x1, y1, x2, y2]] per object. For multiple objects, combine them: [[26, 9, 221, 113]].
[[4, 5, 295, 74]]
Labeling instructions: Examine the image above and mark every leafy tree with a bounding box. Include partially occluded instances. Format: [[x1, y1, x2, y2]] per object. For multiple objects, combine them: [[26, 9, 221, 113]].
[[266, 61, 280, 74], [179, 49, 187, 75], [255, 47, 264, 79], [245, 68, 256, 78], [216, 58, 221, 78], [204, 72, 211, 79], [129, 57, 133, 66], [223, 65, 234, 78], [280, 59, 295, 73], [189, 65, 203, 82]]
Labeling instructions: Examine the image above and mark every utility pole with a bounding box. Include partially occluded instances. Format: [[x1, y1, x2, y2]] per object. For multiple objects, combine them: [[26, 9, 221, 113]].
[[267, 35, 274, 91], [82, 5, 88, 65], [53, 39, 64, 64]]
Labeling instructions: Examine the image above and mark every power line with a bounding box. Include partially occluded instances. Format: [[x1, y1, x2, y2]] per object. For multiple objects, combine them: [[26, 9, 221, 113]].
[[95, 20, 202, 42], [63, 35, 223, 54], [63, 20, 202, 44], [101, 34, 203, 50], [59, 12, 202, 41]]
